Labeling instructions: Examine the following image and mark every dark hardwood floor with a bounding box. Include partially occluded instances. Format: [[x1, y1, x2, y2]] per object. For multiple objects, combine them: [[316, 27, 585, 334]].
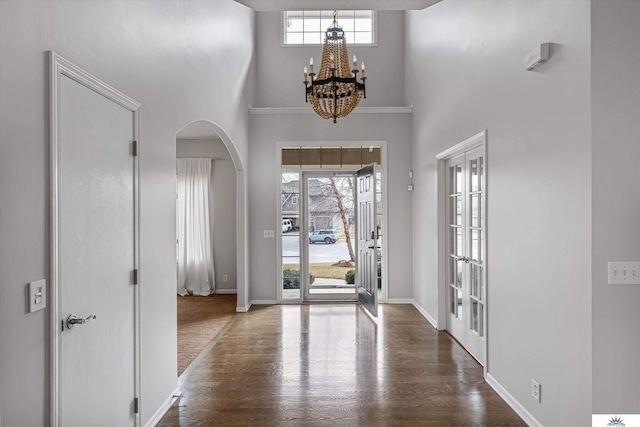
[[157, 304, 526, 426]]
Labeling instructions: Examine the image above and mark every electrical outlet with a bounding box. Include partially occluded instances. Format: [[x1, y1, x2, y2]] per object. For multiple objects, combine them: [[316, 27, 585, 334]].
[[223, 274, 228, 282], [531, 378, 541, 403]]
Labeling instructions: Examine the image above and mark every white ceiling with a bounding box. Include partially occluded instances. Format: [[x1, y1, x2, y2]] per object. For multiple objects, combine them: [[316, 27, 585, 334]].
[[233, 0, 442, 11]]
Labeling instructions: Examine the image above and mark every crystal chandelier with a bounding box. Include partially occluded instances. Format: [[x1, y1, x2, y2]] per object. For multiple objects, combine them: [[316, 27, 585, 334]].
[[303, 11, 367, 124]]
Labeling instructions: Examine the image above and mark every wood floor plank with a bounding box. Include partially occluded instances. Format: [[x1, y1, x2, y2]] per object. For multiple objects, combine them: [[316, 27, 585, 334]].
[[158, 304, 526, 426]]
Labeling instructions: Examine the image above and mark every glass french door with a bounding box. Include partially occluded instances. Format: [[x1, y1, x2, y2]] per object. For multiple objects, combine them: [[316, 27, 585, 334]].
[[445, 146, 485, 365]]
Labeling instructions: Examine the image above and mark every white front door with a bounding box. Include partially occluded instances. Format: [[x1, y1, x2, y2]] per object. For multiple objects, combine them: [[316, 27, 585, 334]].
[[357, 163, 378, 317], [445, 146, 486, 365], [51, 53, 140, 426]]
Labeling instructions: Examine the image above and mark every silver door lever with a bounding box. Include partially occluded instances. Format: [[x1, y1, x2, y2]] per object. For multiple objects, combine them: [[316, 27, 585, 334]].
[[66, 314, 97, 329]]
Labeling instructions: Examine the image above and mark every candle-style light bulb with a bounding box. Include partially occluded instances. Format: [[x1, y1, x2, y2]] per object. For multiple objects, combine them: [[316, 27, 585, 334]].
[[304, 66, 308, 82], [361, 61, 365, 78], [309, 57, 314, 73], [353, 54, 357, 70]]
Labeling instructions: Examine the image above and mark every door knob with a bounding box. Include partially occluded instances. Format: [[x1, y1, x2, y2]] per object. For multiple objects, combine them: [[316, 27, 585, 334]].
[[66, 314, 97, 329]]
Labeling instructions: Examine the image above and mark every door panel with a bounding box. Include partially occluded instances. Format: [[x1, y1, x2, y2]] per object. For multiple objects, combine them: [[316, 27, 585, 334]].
[[58, 72, 137, 425], [446, 155, 465, 341], [445, 147, 486, 365], [464, 146, 485, 362], [357, 164, 377, 317]]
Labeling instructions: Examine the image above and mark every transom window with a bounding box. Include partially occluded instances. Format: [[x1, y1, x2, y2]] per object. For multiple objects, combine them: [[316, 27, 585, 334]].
[[283, 10, 376, 46], [281, 146, 382, 169]]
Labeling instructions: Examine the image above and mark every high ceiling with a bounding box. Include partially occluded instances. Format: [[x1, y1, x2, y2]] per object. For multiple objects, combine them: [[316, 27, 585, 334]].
[[233, 0, 442, 11]]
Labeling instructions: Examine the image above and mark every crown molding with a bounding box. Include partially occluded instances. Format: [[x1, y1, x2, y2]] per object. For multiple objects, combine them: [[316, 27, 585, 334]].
[[249, 105, 413, 115]]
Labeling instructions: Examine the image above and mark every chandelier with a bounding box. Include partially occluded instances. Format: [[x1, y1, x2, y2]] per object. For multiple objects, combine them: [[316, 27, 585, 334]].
[[303, 11, 367, 124]]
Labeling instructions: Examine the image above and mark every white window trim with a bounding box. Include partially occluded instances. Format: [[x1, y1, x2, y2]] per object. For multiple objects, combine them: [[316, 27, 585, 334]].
[[281, 10, 378, 47]]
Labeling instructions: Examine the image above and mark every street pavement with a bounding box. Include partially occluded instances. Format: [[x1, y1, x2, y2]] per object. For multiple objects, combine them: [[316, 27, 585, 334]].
[[282, 231, 351, 263]]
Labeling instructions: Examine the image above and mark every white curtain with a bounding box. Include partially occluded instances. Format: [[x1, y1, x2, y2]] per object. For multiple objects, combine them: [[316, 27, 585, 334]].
[[176, 158, 215, 296]]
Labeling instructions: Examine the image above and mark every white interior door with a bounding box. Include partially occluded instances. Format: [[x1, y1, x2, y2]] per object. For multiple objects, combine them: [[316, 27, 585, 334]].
[[357, 164, 378, 317], [445, 147, 486, 365], [51, 53, 140, 426]]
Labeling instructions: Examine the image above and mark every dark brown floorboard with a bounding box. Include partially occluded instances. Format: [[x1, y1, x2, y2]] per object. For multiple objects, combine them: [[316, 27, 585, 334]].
[[160, 304, 526, 426], [177, 294, 236, 376]]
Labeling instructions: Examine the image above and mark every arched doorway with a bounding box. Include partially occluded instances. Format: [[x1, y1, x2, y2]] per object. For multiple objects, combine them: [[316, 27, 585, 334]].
[[175, 120, 247, 310], [173, 120, 249, 377]]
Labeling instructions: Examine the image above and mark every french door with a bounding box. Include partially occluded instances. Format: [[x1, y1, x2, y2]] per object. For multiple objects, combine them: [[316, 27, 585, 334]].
[[445, 146, 485, 365]]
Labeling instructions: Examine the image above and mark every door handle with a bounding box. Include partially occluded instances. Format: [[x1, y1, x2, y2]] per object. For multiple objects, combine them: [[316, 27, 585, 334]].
[[66, 314, 97, 329]]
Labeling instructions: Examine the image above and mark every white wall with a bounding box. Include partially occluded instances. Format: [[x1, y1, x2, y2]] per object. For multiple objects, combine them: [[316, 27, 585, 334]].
[[249, 10, 413, 304], [406, 1, 592, 425], [177, 139, 238, 293], [254, 11, 406, 108], [249, 112, 413, 303], [0, 1, 254, 425], [591, 0, 640, 413]]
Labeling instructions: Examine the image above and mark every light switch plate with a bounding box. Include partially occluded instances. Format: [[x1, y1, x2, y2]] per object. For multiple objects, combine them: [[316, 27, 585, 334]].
[[29, 279, 46, 313], [263, 230, 275, 238], [608, 262, 640, 285]]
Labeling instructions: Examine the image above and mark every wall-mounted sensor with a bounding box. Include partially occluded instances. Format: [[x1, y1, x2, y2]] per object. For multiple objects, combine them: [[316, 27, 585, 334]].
[[409, 170, 413, 179], [525, 43, 551, 71], [408, 184, 414, 192]]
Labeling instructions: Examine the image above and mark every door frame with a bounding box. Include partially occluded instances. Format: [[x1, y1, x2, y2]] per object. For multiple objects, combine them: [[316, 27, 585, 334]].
[[301, 171, 359, 302], [436, 130, 487, 372], [49, 51, 142, 426], [276, 141, 388, 305]]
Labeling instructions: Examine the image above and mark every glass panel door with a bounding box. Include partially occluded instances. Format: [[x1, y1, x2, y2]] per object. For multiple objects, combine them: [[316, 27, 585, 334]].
[[281, 173, 301, 300], [445, 147, 486, 365], [303, 172, 358, 301], [464, 146, 485, 362], [446, 154, 465, 342]]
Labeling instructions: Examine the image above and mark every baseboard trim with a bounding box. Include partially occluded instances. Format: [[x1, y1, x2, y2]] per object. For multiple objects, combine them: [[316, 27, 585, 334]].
[[251, 300, 277, 305], [143, 387, 181, 427], [486, 373, 542, 427], [411, 300, 438, 329], [215, 288, 237, 294], [386, 298, 413, 304], [236, 301, 252, 312]]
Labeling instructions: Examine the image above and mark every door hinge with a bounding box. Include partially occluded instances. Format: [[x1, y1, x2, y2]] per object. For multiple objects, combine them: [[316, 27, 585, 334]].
[[134, 397, 139, 414], [133, 269, 139, 285], [61, 319, 64, 332], [132, 140, 138, 157]]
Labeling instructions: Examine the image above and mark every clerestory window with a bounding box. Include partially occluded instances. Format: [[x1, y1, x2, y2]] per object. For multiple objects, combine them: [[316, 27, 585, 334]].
[[283, 10, 376, 46]]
